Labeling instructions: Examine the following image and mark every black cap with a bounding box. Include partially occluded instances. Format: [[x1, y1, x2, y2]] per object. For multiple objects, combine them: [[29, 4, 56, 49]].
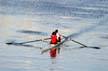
[[55, 29, 58, 33]]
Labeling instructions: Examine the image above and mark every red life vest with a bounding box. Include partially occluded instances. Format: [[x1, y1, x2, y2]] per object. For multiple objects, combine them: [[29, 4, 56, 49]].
[[50, 35, 57, 44]]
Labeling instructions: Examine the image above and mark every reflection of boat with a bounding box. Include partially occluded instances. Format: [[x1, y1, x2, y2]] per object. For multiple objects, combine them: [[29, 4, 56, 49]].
[[50, 44, 57, 58]]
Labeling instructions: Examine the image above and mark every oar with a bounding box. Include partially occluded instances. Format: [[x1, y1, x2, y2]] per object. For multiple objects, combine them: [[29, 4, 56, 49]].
[[6, 38, 50, 45], [62, 36, 100, 49], [69, 38, 100, 49]]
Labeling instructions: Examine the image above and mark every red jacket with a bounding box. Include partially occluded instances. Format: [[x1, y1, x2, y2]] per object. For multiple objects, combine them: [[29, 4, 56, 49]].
[[50, 35, 57, 44]]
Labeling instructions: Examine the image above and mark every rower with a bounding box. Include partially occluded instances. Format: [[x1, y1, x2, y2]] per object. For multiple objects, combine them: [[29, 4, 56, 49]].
[[50, 32, 57, 58], [55, 29, 61, 54]]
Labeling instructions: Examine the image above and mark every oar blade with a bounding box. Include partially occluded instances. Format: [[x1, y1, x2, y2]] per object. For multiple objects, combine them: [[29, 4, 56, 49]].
[[6, 42, 23, 45], [6, 42, 13, 45], [91, 46, 100, 49]]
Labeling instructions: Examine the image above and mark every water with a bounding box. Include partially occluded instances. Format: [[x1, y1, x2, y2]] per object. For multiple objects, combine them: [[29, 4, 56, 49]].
[[0, 0, 108, 71]]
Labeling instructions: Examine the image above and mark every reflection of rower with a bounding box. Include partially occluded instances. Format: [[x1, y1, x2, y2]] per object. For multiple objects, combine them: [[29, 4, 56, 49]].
[[50, 32, 57, 58], [55, 29, 61, 54]]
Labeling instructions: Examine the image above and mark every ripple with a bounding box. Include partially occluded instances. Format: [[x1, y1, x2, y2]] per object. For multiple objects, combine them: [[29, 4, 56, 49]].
[[17, 30, 48, 36]]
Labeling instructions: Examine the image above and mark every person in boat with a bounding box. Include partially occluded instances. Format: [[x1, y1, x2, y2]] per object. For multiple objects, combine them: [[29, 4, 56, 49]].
[[50, 32, 57, 58], [55, 29, 61, 54], [55, 29, 61, 42]]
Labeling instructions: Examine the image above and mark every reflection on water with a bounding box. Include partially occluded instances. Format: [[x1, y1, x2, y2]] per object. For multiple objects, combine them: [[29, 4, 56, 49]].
[[0, 14, 108, 71], [49, 58, 57, 71], [17, 30, 48, 36]]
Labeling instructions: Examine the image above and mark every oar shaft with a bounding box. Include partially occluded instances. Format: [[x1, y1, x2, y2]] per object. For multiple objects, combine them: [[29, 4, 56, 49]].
[[69, 38, 100, 49], [70, 39, 87, 47], [19, 38, 50, 44], [62, 35, 87, 47], [6, 38, 50, 45], [21, 38, 50, 44], [19, 40, 40, 44]]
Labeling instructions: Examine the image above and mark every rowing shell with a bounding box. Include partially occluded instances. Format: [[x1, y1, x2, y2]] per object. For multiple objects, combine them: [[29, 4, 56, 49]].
[[41, 34, 72, 54]]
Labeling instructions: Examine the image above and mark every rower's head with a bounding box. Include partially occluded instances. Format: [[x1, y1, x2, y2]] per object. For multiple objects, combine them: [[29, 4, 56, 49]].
[[55, 29, 58, 33], [52, 32, 56, 35]]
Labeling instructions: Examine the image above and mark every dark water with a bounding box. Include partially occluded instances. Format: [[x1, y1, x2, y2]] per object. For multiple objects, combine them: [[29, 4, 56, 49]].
[[0, 0, 108, 71]]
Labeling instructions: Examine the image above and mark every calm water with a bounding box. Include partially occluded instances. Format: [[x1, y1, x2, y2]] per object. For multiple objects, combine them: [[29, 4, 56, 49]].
[[0, 0, 108, 71]]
